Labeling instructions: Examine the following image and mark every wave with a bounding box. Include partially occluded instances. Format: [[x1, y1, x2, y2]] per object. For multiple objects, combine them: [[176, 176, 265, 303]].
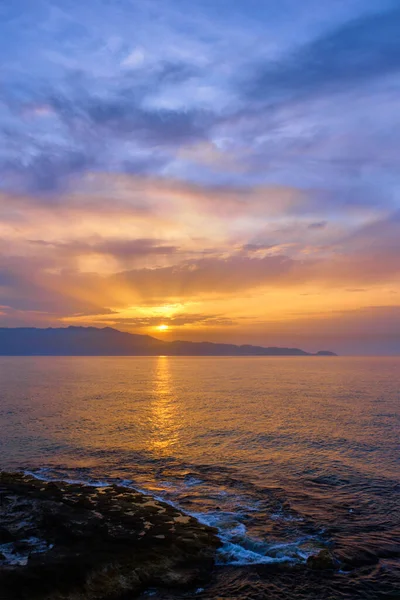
[[21, 466, 326, 567]]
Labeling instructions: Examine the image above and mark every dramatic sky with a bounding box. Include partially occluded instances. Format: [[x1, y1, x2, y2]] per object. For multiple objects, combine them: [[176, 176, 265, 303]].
[[1, 0, 400, 354]]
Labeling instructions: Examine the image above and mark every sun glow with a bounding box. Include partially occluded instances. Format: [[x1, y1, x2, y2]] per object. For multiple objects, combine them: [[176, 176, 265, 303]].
[[157, 324, 169, 331]]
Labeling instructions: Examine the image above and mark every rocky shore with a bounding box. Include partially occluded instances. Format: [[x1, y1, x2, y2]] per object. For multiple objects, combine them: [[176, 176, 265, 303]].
[[0, 472, 222, 600]]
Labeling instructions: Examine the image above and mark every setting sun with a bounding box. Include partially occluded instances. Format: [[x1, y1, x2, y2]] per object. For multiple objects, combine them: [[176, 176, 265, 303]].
[[1, 4, 400, 600]]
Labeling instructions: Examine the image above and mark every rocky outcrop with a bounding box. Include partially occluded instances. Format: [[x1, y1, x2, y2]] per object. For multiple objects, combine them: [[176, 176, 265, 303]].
[[306, 548, 338, 570], [0, 472, 221, 599]]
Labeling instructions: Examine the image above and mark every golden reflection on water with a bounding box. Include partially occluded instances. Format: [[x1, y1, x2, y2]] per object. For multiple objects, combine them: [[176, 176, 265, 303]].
[[148, 356, 180, 455]]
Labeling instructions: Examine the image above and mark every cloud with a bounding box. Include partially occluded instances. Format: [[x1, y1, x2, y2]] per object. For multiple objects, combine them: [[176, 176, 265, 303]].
[[1, 2, 399, 211], [249, 7, 400, 103], [344, 210, 400, 250], [29, 238, 179, 260], [0, 185, 399, 320], [308, 221, 327, 230], [1, 149, 92, 194], [0, 174, 314, 236], [0, 99, 212, 193], [110, 255, 298, 303], [241, 243, 276, 253], [0, 46, 213, 192], [0, 1, 399, 353], [95, 313, 236, 329], [58, 94, 211, 145]]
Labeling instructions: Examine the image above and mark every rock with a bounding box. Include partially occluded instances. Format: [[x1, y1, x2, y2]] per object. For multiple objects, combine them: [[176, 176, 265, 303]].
[[306, 549, 338, 570], [0, 472, 221, 599], [12, 540, 34, 553], [0, 526, 15, 543]]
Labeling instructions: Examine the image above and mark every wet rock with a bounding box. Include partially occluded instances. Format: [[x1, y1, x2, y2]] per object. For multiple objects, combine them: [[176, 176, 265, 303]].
[[12, 540, 34, 553], [306, 549, 338, 570], [0, 526, 15, 543], [0, 471, 221, 599]]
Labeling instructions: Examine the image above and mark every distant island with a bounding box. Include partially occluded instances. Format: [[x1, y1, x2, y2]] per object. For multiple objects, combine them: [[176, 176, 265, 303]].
[[0, 327, 337, 356]]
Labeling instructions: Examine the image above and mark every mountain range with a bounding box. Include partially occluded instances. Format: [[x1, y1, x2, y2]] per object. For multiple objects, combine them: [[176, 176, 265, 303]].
[[0, 327, 336, 356]]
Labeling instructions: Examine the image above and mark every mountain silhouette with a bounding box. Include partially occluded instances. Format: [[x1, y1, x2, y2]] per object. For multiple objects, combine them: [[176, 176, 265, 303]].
[[0, 327, 337, 356]]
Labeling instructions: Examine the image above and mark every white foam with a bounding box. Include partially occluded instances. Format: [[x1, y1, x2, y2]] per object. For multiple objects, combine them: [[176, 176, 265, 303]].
[[217, 541, 296, 566], [185, 477, 203, 486], [191, 509, 311, 566], [23, 469, 116, 489], [0, 537, 50, 567], [21, 469, 318, 567]]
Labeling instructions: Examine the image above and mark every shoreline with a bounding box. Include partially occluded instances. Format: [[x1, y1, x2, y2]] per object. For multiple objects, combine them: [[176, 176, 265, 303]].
[[0, 471, 222, 599]]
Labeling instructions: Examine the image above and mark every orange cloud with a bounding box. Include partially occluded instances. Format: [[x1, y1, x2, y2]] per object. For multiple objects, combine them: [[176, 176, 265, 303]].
[[0, 174, 399, 356]]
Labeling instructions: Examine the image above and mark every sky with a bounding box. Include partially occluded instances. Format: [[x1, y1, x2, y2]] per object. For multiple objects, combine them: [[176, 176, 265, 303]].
[[1, 0, 400, 355]]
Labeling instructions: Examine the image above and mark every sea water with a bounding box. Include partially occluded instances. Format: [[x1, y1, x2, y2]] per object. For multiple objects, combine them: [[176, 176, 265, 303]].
[[1, 356, 399, 599]]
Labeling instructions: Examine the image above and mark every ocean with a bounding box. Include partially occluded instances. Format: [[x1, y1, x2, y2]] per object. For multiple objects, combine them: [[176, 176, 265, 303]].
[[1, 356, 399, 599]]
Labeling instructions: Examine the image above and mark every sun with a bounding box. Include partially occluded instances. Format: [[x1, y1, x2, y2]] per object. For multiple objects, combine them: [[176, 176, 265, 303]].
[[157, 324, 169, 332]]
